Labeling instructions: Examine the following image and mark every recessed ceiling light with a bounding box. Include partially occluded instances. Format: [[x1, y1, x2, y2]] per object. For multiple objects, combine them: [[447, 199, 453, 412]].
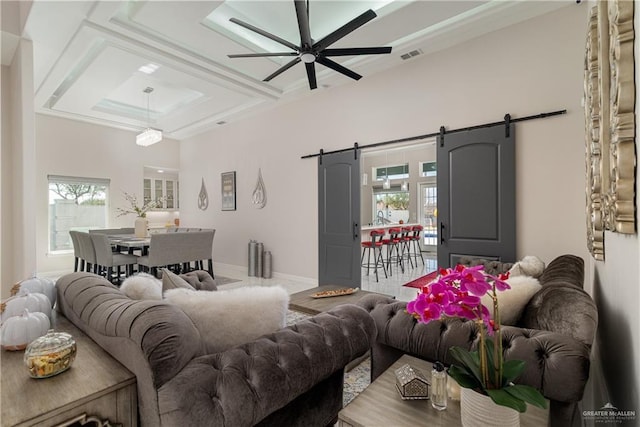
[[138, 63, 159, 74], [158, 169, 164, 173]]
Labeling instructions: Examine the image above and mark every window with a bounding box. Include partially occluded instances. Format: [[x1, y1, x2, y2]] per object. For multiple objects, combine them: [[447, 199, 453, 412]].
[[48, 175, 110, 253], [374, 164, 409, 181], [420, 161, 437, 177], [372, 186, 410, 224]]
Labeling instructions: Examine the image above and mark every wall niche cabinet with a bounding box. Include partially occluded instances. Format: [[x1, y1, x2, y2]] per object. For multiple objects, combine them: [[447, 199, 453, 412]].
[[143, 168, 179, 210]]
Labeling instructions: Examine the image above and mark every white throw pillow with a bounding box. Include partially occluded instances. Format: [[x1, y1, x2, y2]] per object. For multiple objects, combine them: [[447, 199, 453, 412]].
[[481, 275, 542, 325], [164, 286, 290, 353], [508, 255, 545, 278], [120, 273, 162, 300]]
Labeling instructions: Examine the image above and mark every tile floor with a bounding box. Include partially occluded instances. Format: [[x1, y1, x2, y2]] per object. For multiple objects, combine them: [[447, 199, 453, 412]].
[[214, 252, 437, 303]]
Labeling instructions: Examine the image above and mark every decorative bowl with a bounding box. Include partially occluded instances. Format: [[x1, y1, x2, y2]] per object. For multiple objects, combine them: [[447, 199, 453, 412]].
[[24, 330, 77, 378]]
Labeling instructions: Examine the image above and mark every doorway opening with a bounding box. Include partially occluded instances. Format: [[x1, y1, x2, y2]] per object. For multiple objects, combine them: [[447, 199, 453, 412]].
[[360, 140, 437, 299]]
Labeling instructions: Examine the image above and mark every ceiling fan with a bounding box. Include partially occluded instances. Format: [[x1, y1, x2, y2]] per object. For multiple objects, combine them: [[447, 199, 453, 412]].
[[227, 0, 392, 90]]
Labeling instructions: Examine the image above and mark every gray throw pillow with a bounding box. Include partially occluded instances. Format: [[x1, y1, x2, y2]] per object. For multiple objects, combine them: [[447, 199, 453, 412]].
[[162, 269, 195, 293]]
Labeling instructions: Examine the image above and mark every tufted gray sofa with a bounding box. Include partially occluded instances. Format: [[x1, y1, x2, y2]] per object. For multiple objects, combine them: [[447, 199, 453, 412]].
[[357, 254, 597, 427], [56, 272, 376, 427]]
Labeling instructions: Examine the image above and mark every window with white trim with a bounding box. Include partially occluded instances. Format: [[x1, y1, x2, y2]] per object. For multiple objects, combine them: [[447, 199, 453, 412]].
[[374, 164, 409, 181], [48, 175, 110, 253]]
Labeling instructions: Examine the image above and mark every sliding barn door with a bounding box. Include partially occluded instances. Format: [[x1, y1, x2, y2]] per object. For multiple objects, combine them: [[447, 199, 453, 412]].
[[437, 124, 516, 267], [318, 150, 361, 286]]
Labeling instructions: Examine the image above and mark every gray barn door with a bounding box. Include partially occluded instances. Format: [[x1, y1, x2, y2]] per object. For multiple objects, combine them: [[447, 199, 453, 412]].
[[437, 124, 515, 268], [318, 150, 361, 286]]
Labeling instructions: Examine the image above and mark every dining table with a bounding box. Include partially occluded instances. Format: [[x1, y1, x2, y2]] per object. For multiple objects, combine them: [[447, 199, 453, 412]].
[[108, 234, 151, 254]]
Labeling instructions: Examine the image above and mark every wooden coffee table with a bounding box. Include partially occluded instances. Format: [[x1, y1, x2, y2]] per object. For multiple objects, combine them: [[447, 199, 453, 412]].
[[338, 354, 548, 427], [289, 285, 393, 315]]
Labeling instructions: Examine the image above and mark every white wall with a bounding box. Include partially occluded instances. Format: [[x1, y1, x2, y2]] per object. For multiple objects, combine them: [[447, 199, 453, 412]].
[[583, 3, 640, 416], [180, 5, 589, 280], [8, 38, 37, 293], [1, 65, 13, 296], [32, 115, 180, 280]]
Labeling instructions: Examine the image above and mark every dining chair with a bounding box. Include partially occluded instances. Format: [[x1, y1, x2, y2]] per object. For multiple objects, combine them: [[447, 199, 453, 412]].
[[89, 228, 124, 234], [185, 229, 215, 277], [90, 233, 138, 284], [76, 231, 98, 273], [137, 230, 215, 278], [68, 230, 82, 272]]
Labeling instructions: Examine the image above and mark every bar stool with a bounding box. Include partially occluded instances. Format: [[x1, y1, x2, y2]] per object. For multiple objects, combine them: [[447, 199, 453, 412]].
[[382, 227, 404, 276], [408, 225, 425, 266], [361, 229, 387, 282], [399, 226, 415, 269]]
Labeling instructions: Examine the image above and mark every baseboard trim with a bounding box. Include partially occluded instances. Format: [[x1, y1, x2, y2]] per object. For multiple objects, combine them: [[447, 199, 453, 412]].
[[582, 340, 614, 427], [213, 262, 318, 286]]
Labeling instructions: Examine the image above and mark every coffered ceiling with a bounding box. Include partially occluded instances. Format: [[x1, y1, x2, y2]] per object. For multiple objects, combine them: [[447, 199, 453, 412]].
[[11, 1, 570, 140]]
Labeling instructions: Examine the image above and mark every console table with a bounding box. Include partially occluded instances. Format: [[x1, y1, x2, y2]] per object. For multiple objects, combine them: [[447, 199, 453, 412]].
[[1, 312, 137, 426], [338, 354, 548, 427]]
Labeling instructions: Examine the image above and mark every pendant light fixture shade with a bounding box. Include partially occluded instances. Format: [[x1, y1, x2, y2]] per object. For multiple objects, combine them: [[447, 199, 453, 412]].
[[136, 87, 162, 147], [383, 175, 391, 190], [136, 128, 163, 146]]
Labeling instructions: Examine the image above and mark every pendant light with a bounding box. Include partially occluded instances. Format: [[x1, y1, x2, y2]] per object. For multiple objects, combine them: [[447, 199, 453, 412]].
[[136, 87, 163, 147], [401, 148, 408, 191], [382, 150, 391, 189]]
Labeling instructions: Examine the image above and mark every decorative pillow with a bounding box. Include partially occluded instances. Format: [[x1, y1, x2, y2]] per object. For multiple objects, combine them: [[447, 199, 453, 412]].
[[120, 273, 162, 300], [179, 270, 218, 291], [162, 269, 195, 293], [164, 286, 289, 353], [508, 255, 545, 278], [481, 275, 542, 325]]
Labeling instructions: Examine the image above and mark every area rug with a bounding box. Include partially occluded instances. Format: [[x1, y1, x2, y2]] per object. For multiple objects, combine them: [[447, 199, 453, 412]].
[[214, 275, 241, 286], [402, 270, 439, 289], [286, 310, 370, 406]]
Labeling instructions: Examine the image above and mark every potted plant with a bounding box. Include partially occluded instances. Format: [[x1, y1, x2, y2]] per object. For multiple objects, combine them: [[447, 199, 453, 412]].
[[406, 264, 547, 426], [116, 192, 166, 237]]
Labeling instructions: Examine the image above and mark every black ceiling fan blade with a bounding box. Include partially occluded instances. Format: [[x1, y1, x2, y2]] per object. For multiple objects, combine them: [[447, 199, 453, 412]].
[[313, 9, 377, 51], [323, 47, 392, 56], [229, 17, 299, 52], [294, 0, 313, 48], [228, 52, 298, 58], [305, 62, 317, 90], [316, 57, 362, 81], [264, 57, 301, 82]]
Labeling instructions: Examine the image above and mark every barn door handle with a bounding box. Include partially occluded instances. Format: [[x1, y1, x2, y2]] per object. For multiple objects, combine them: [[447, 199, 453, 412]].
[[353, 222, 359, 240], [440, 222, 446, 244]]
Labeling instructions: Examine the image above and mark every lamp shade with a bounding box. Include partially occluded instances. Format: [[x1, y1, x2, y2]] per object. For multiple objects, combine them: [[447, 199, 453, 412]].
[[136, 128, 162, 146]]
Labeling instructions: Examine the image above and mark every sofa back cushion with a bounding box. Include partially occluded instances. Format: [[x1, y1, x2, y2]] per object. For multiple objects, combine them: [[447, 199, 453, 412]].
[[164, 286, 289, 353], [520, 255, 597, 348]]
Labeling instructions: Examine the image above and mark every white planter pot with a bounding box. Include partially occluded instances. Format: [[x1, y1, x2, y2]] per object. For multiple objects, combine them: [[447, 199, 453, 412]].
[[134, 217, 148, 238], [460, 387, 520, 427]]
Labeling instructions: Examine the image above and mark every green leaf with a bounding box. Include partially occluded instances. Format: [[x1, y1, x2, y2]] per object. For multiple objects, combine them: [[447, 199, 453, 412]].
[[448, 365, 481, 389], [504, 384, 548, 409], [450, 347, 483, 386], [501, 359, 525, 385], [485, 388, 527, 413]]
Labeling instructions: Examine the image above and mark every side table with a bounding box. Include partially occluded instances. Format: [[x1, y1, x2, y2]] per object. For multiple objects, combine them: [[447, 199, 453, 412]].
[[338, 354, 548, 427], [1, 311, 137, 426]]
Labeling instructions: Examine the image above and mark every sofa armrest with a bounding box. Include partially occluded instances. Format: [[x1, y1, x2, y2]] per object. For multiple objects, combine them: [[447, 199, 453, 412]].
[[157, 304, 376, 427], [56, 272, 203, 426], [356, 294, 591, 404]]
